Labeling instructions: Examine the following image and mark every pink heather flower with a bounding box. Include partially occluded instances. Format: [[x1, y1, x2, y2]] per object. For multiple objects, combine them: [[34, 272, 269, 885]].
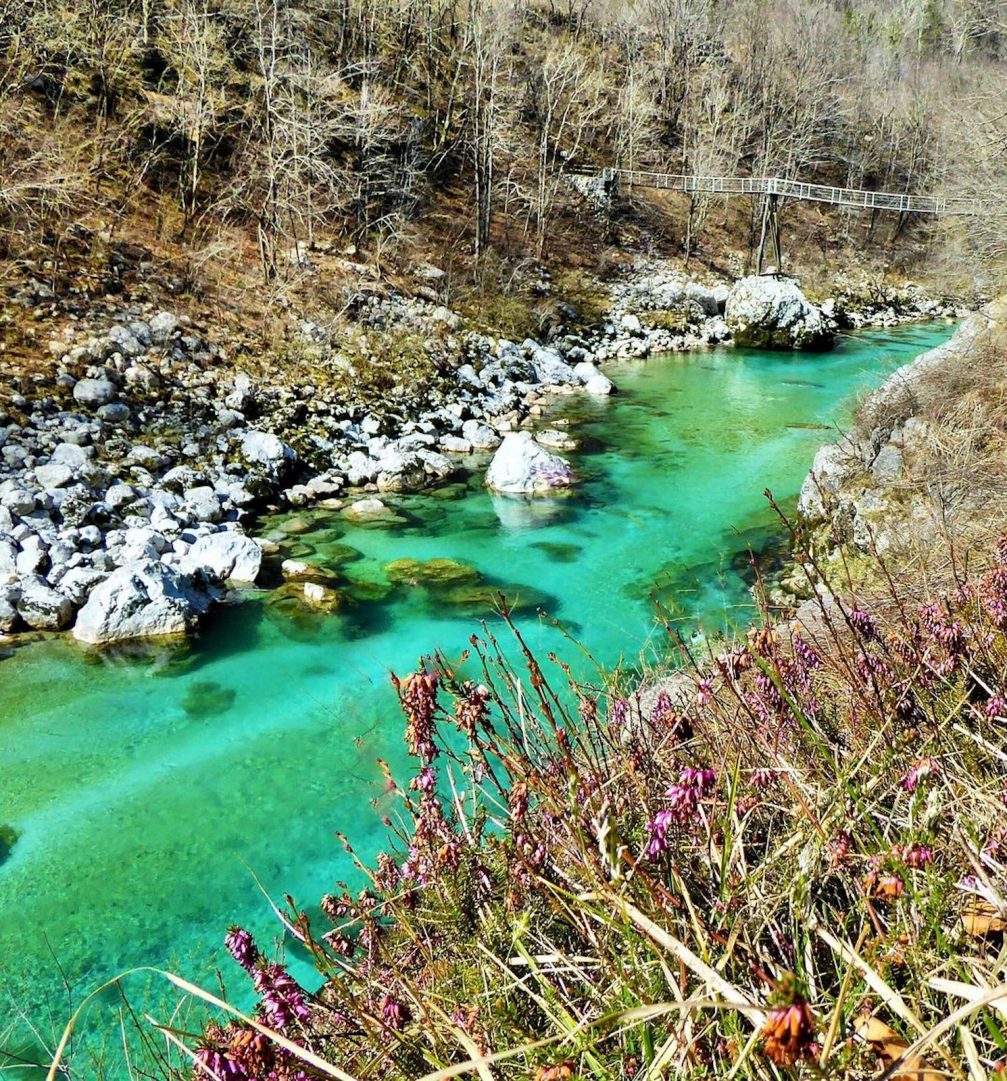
[[893, 842, 935, 869], [374, 852, 402, 892], [752, 768, 777, 789], [252, 963, 311, 1030], [792, 634, 822, 670], [380, 993, 411, 1031], [987, 696, 1007, 717], [828, 829, 851, 867], [609, 697, 629, 727], [645, 767, 716, 856], [696, 677, 714, 705], [901, 756, 939, 792], [194, 1046, 248, 1080], [454, 682, 489, 738], [411, 765, 437, 794], [863, 868, 905, 900], [650, 691, 677, 727], [224, 926, 261, 973], [396, 669, 440, 763], [849, 606, 877, 641]]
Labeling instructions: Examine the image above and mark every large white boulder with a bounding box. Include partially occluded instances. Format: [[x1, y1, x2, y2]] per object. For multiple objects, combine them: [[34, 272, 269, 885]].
[[725, 276, 834, 350], [72, 561, 214, 644], [484, 432, 574, 494], [185, 532, 262, 584]]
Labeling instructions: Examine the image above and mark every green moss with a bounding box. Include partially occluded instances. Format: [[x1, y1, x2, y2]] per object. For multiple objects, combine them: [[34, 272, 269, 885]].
[[181, 681, 237, 718], [385, 558, 481, 588], [0, 824, 19, 865], [642, 309, 695, 334]]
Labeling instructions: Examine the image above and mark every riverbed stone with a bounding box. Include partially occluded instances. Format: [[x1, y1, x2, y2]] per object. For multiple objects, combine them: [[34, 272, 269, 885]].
[[870, 444, 904, 483], [35, 462, 75, 490], [239, 430, 297, 477], [72, 378, 118, 408], [185, 532, 262, 584], [462, 420, 501, 450], [16, 575, 74, 630], [72, 560, 214, 644], [343, 497, 392, 521], [485, 431, 574, 494]]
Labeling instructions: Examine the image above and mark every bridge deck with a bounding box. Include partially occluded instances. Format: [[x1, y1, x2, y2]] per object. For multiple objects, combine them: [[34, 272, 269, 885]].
[[577, 167, 978, 216]]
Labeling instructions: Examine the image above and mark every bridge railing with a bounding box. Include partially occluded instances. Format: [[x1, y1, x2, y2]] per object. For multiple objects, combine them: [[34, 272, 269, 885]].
[[570, 166, 979, 216]]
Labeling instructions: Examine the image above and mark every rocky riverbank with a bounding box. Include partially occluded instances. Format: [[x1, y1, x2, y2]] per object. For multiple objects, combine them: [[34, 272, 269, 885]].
[[777, 299, 1007, 604], [0, 263, 964, 645]]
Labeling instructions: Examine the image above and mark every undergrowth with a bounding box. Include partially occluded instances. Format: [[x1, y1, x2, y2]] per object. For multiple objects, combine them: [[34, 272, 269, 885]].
[[49, 531, 1007, 1080]]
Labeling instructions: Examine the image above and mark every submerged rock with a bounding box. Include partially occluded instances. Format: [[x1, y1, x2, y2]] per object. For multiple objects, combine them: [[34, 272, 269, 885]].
[[344, 497, 393, 521], [725, 276, 834, 351], [0, 824, 18, 866], [484, 432, 574, 494], [302, 581, 344, 610], [385, 557, 480, 588], [72, 561, 214, 644], [181, 680, 237, 717]]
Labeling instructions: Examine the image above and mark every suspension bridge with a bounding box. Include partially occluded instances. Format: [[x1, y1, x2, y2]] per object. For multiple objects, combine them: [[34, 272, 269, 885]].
[[570, 165, 979, 271]]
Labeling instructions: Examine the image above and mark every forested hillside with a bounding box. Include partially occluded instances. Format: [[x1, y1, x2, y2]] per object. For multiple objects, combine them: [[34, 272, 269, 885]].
[[3, 0, 1007, 315]]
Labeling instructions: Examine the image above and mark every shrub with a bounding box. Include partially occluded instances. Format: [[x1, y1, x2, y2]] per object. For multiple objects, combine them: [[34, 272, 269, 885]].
[[161, 532, 1007, 1081]]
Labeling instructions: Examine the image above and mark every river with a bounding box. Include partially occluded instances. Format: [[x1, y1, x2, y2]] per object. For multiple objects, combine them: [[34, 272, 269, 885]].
[[0, 323, 952, 1074]]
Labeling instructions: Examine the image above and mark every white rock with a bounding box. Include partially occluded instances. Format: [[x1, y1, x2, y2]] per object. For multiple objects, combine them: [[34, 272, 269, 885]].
[[185, 532, 262, 584], [16, 575, 74, 630], [344, 497, 391, 521], [725, 276, 833, 350], [56, 566, 108, 606], [522, 341, 578, 384], [281, 559, 313, 580], [35, 462, 75, 489], [461, 420, 501, 450], [344, 451, 380, 486], [239, 430, 297, 474], [182, 485, 223, 524], [72, 561, 213, 644], [484, 432, 574, 494], [536, 429, 578, 451], [149, 311, 180, 344], [585, 374, 614, 395], [303, 581, 340, 608], [0, 539, 16, 581], [798, 439, 860, 522]]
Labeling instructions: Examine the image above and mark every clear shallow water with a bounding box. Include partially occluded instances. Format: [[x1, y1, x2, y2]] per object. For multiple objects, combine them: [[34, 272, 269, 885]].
[[0, 324, 952, 1071]]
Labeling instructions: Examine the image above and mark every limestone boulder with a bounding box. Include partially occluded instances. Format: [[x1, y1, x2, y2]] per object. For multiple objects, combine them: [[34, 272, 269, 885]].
[[725, 276, 834, 351], [485, 432, 574, 494], [72, 561, 214, 644]]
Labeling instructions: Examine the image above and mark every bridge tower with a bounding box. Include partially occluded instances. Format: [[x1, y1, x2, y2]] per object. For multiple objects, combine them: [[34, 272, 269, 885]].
[[756, 194, 783, 274]]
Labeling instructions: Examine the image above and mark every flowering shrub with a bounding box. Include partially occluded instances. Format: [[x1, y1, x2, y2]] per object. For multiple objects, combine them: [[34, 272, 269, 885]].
[[184, 534, 1007, 1080]]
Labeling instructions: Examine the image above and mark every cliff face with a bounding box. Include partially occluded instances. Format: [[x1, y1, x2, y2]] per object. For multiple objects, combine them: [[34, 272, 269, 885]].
[[786, 301, 1007, 596]]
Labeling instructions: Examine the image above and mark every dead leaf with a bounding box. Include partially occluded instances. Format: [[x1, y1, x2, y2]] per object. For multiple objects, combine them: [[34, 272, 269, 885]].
[[854, 1015, 946, 1080], [962, 899, 1007, 937], [534, 1063, 574, 1081]]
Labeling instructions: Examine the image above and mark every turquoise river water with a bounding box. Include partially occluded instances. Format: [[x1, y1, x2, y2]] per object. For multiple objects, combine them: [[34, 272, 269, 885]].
[[0, 324, 952, 1073]]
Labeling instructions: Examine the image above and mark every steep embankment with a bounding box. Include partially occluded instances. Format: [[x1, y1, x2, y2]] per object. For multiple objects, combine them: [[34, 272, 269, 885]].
[[786, 299, 1007, 599]]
